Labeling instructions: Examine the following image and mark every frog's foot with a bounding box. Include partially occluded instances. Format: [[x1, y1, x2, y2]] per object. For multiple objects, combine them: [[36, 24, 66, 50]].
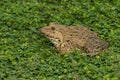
[[86, 53, 97, 56]]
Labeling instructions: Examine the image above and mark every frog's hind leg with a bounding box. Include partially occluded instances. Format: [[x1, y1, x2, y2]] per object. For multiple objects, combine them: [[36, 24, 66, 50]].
[[86, 48, 100, 56]]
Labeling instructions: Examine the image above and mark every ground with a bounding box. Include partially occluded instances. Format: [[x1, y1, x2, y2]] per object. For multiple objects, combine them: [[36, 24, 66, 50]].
[[0, 0, 120, 80]]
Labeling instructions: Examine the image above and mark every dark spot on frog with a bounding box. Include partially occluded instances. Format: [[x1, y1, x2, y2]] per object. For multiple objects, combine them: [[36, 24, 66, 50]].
[[57, 39, 61, 42], [70, 34, 73, 36], [67, 40, 70, 42], [53, 31, 55, 33], [51, 27, 55, 30]]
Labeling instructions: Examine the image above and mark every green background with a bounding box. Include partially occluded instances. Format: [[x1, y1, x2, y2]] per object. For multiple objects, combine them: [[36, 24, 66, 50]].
[[0, 0, 120, 80]]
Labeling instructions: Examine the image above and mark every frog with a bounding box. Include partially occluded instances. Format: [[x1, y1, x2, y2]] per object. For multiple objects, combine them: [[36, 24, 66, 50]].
[[40, 22, 109, 56]]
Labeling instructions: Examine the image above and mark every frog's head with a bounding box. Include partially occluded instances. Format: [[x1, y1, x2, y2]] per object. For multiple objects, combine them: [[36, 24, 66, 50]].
[[41, 26, 56, 37], [40, 23, 63, 44], [40, 23, 60, 38]]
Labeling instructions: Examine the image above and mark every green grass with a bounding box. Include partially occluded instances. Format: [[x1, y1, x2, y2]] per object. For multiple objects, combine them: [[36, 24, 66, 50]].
[[0, 0, 120, 80]]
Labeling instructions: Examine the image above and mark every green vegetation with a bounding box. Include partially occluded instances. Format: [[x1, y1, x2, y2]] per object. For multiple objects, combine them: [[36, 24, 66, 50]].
[[0, 0, 120, 79]]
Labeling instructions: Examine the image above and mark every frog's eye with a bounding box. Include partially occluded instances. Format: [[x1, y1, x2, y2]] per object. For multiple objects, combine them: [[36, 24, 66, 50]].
[[51, 27, 55, 30]]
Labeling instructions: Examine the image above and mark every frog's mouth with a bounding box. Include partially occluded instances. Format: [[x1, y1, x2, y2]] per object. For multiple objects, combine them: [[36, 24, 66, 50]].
[[47, 37, 61, 43]]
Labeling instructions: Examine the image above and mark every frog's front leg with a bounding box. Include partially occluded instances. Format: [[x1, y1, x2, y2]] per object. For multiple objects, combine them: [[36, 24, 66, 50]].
[[58, 43, 73, 54]]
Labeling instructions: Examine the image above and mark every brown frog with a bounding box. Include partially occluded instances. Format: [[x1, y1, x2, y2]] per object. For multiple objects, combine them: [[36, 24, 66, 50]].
[[40, 22, 109, 56]]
